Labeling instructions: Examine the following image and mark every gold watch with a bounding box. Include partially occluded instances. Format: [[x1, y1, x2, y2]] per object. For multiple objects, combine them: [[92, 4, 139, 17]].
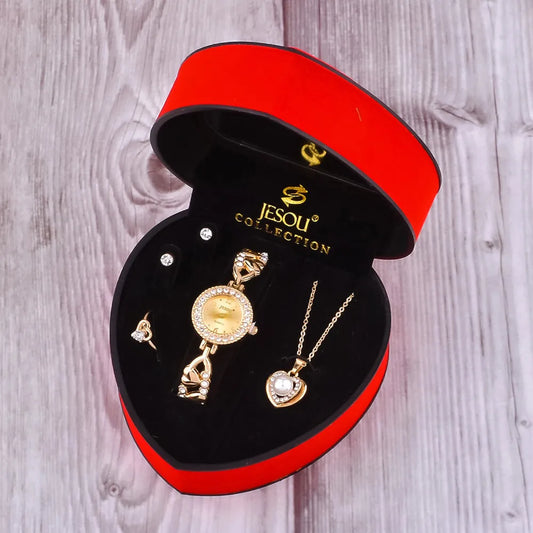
[[178, 249, 268, 402]]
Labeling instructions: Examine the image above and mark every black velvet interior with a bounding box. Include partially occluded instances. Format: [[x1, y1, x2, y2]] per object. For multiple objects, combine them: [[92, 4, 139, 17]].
[[151, 108, 415, 259], [110, 108, 392, 469], [111, 213, 389, 467]]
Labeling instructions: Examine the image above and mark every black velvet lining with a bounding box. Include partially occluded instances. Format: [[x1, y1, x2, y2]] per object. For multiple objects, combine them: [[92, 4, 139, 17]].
[[110, 109, 392, 468], [111, 211, 390, 467], [151, 108, 414, 258]]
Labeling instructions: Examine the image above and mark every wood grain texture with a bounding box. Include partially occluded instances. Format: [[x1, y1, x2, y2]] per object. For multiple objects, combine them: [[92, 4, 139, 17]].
[[0, 1, 287, 532], [284, 1, 533, 532], [0, 0, 531, 532]]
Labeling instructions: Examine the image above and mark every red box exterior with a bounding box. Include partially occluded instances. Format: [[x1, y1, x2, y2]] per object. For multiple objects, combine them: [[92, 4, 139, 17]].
[[158, 43, 440, 251], [115, 43, 440, 495], [122, 349, 388, 495]]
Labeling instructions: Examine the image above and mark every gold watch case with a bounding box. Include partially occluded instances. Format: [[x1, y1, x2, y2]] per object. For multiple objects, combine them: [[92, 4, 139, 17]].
[[191, 285, 257, 345]]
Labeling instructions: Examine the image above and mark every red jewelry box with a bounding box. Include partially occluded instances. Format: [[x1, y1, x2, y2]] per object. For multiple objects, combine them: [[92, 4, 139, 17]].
[[110, 42, 440, 495]]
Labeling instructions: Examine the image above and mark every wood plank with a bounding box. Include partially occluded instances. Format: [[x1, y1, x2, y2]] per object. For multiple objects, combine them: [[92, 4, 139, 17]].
[[284, 0, 533, 532], [0, 1, 286, 531]]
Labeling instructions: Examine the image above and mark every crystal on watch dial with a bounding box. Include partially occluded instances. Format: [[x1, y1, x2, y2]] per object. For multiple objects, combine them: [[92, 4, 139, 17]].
[[191, 286, 254, 344]]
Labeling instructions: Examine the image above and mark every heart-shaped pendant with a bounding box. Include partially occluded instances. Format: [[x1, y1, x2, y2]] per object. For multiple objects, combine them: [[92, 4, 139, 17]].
[[266, 370, 307, 408]]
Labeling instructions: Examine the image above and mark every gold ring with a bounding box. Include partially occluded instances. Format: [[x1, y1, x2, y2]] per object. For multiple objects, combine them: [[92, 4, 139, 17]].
[[131, 312, 157, 350]]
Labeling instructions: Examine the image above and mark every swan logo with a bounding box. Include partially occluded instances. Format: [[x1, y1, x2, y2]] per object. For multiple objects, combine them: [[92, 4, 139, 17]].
[[281, 184, 308, 207], [301, 142, 326, 167]]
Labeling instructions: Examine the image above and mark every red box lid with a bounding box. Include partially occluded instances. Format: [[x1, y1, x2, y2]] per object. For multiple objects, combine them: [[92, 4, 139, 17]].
[[151, 42, 440, 258]]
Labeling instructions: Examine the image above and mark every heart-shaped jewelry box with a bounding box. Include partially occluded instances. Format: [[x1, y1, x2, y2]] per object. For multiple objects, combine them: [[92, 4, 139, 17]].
[[110, 42, 440, 495]]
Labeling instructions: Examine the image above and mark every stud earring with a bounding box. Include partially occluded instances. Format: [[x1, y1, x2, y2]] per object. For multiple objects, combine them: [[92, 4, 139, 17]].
[[131, 312, 157, 350], [160, 253, 174, 266]]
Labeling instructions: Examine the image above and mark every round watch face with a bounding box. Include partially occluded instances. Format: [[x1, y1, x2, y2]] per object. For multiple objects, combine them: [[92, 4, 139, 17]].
[[191, 285, 254, 344]]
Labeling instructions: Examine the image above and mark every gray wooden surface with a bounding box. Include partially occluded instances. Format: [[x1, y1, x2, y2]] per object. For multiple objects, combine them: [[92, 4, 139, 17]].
[[1, 1, 531, 532]]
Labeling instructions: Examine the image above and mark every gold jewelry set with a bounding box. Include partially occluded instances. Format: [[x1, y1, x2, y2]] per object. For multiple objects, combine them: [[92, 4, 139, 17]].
[[131, 249, 354, 407]]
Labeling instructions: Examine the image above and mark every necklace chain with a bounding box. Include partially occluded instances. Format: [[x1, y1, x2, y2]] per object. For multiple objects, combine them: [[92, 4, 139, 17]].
[[296, 280, 355, 362]]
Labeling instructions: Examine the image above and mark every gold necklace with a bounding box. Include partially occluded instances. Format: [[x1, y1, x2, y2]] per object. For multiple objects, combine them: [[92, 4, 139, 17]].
[[266, 280, 354, 408]]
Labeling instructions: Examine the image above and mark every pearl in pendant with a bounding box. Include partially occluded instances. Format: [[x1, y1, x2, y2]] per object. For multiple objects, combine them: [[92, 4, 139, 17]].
[[273, 375, 294, 396]]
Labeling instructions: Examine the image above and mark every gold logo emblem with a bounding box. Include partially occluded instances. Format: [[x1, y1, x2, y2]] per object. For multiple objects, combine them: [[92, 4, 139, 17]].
[[301, 142, 326, 167], [281, 184, 308, 207]]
